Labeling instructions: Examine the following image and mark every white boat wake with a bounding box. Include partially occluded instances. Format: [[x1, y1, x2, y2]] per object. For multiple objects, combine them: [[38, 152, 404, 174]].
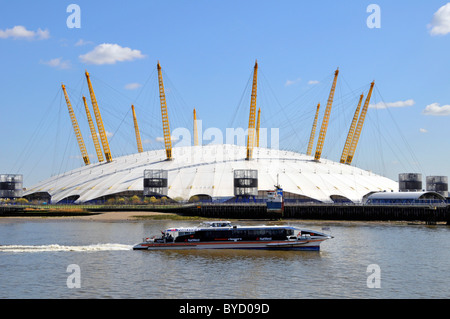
[[0, 243, 133, 253]]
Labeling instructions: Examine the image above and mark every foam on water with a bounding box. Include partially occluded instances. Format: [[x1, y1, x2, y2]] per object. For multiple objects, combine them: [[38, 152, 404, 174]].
[[0, 243, 133, 253]]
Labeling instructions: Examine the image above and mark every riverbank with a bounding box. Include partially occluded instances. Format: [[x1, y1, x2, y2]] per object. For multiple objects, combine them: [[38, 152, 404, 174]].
[[56, 211, 178, 221], [0, 203, 189, 221], [0, 211, 179, 221], [1, 210, 448, 227], [2, 203, 449, 224]]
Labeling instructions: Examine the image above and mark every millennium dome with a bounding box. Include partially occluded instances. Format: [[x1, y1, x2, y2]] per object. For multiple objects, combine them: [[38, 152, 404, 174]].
[[22, 62, 399, 204], [23, 144, 398, 204]]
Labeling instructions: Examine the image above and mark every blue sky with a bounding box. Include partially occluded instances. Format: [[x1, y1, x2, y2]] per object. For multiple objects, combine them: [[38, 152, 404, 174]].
[[1, 0, 450, 188]]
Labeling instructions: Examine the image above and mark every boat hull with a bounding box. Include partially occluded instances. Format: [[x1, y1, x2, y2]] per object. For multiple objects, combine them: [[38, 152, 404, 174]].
[[133, 239, 325, 251]]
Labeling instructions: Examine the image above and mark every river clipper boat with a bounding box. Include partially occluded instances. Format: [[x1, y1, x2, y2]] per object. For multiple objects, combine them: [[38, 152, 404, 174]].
[[133, 221, 332, 251]]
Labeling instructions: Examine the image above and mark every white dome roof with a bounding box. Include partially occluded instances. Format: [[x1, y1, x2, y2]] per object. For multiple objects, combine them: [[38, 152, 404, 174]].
[[24, 144, 398, 203]]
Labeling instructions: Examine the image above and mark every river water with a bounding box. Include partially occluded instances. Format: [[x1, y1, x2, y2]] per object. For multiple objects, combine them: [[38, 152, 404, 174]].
[[0, 218, 449, 299]]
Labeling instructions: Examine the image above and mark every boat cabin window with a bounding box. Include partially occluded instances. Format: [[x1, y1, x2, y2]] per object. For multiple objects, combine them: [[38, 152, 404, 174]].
[[178, 231, 195, 237], [201, 221, 232, 228], [197, 227, 294, 241], [175, 226, 296, 242]]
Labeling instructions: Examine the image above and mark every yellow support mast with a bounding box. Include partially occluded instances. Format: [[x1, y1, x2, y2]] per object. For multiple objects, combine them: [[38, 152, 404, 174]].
[[340, 93, 364, 163], [256, 107, 261, 148], [131, 105, 144, 153], [193, 108, 199, 146], [157, 61, 172, 160], [314, 68, 339, 161], [85, 71, 113, 162], [82, 96, 104, 163], [61, 84, 90, 166], [345, 81, 375, 165], [246, 60, 258, 160], [306, 102, 321, 156]]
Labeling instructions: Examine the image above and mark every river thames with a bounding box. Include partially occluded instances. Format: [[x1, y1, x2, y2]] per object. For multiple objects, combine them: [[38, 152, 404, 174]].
[[0, 218, 449, 299]]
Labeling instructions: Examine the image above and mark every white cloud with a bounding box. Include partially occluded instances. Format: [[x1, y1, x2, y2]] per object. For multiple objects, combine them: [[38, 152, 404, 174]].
[[40, 57, 71, 69], [369, 99, 415, 109], [36, 29, 50, 40], [75, 39, 93, 46], [0, 25, 49, 40], [124, 83, 142, 90], [308, 80, 320, 85], [285, 77, 301, 86], [79, 43, 145, 65], [142, 139, 153, 145], [156, 136, 179, 142], [423, 103, 450, 116], [429, 3, 450, 36], [419, 128, 428, 133], [105, 131, 114, 138], [91, 131, 113, 140]]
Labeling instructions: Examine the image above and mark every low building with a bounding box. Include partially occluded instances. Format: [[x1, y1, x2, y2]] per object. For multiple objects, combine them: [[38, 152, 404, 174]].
[[363, 191, 445, 205], [0, 174, 23, 199]]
